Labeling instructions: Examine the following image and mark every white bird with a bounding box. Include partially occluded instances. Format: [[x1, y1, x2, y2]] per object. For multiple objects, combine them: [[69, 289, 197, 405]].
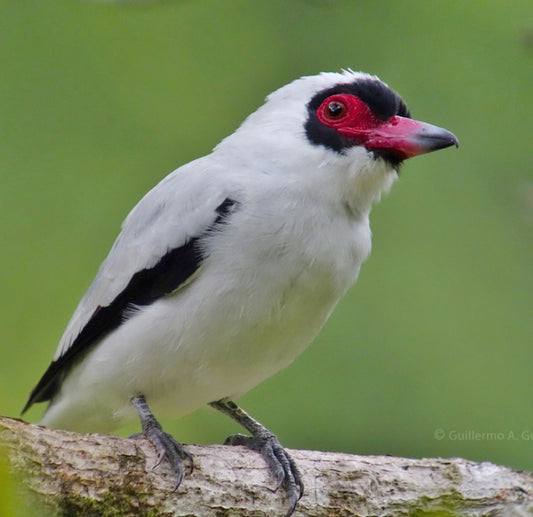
[[24, 70, 458, 515]]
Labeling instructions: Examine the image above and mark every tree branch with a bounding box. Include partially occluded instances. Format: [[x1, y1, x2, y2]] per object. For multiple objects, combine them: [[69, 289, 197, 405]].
[[1, 416, 532, 516]]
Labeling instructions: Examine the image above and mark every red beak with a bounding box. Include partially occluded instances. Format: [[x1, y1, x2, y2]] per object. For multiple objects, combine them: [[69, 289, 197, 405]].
[[339, 116, 459, 161]]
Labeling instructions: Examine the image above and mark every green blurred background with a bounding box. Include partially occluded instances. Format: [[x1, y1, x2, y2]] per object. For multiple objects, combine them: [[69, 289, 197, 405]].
[[1, 0, 532, 504]]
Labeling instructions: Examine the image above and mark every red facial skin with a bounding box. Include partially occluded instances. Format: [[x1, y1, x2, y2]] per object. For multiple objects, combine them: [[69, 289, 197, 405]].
[[316, 94, 458, 161]]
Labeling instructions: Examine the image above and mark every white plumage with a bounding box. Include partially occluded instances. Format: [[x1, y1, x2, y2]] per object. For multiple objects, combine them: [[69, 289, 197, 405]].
[[25, 70, 457, 514], [43, 72, 392, 431]]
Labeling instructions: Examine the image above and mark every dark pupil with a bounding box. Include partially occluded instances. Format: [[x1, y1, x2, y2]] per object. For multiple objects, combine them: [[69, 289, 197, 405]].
[[328, 101, 344, 117]]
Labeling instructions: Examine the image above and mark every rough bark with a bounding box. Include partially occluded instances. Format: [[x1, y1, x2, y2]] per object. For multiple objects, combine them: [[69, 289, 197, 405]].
[[1, 416, 532, 516]]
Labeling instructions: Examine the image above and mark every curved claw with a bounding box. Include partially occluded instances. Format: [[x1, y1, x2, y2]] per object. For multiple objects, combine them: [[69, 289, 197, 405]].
[[268, 440, 303, 516], [130, 395, 193, 491], [209, 398, 304, 516], [223, 430, 303, 516], [150, 430, 193, 490]]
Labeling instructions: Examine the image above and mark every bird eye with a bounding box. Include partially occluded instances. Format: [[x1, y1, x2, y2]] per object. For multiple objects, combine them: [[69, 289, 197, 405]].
[[326, 101, 347, 119], [315, 95, 357, 128]]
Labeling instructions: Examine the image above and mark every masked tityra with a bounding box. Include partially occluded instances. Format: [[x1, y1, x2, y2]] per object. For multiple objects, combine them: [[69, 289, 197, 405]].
[[24, 70, 458, 515]]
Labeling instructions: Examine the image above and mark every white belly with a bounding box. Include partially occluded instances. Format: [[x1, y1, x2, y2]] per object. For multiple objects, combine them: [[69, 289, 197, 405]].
[[41, 208, 371, 432]]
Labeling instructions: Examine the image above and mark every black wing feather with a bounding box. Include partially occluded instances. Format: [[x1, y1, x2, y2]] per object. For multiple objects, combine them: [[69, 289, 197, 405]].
[[23, 198, 238, 413]]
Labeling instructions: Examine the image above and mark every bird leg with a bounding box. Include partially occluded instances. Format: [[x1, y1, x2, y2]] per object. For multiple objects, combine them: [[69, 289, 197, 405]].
[[209, 398, 303, 517], [131, 394, 193, 490]]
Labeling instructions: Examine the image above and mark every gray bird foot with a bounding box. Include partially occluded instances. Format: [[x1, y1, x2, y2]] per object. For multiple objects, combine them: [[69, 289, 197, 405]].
[[131, 394, 193, 490], [210, 398, 303, 517], [224, 431, 303, 516]]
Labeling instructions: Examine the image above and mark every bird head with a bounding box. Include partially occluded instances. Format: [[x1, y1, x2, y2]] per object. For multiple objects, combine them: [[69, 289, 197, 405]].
[[218, 70, 458, 213], [304, 72, 458, 165]]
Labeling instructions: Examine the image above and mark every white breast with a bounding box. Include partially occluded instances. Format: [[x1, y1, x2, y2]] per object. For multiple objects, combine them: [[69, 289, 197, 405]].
[[41, 174, 372, 432]]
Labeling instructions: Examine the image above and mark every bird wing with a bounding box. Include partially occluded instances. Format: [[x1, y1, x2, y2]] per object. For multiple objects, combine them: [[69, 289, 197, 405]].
[[24, 158, 238, 411]]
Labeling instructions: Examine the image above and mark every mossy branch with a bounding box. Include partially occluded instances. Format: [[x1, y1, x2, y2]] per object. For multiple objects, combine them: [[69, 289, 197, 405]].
[[1, 416, 532, 516]]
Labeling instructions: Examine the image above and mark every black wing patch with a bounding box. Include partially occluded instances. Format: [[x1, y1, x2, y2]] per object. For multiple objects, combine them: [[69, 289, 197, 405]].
[[23, 198, 239, 413]]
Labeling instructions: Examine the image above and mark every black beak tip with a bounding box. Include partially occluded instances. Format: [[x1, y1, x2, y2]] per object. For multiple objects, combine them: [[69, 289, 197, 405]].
[[451, 133, 459, 149], [432, 129, 459, 152]]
